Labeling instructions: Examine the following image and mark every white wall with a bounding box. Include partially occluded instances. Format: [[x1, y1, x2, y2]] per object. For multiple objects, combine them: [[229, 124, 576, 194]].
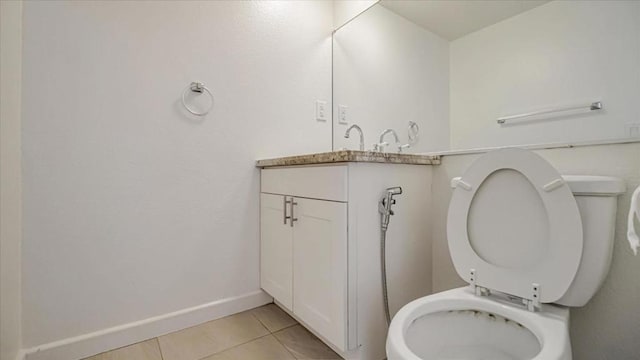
[[431, 142, 640, 359], [1, 1, 23, 359], [21, 0, 332, 350], [333, 4, 449, 153], [450, 0, 640, 149]]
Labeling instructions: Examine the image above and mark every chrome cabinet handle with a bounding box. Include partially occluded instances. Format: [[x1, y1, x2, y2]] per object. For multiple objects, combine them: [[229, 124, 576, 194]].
[[284, 197, 292, 225], [290, 199, 298, 227]]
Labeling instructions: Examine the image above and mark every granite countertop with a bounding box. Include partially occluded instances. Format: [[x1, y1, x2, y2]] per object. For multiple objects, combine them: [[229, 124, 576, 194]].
[[256, 150, 441, 167]]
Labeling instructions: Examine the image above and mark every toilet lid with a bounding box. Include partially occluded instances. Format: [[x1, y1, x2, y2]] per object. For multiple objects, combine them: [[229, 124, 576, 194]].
[[447, 148, 583, 303]]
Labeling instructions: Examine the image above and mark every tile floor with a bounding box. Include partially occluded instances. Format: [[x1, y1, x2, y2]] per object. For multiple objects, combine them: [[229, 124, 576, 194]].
[[84, 304, 342, 360]]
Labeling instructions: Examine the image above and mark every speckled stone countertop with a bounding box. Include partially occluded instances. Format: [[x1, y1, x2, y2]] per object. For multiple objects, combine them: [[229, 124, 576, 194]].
[[256, 150, 441, 167]]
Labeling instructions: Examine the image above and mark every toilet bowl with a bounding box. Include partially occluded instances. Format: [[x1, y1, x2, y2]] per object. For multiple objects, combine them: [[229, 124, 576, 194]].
[[387, 287, 570, 360], [386, 148, 625, 360]]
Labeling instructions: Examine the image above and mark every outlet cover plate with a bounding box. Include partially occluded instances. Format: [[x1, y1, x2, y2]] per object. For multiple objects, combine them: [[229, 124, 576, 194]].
[[338, 105, 348, 125], [316, 100, 328, 122]]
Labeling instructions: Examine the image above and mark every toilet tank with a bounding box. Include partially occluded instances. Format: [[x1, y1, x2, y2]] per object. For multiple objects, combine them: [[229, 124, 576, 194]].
[[555, 175, 626, 307]]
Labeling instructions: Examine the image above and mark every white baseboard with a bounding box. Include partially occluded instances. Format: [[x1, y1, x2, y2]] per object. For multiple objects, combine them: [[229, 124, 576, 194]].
[[21, 290, 272, 360]]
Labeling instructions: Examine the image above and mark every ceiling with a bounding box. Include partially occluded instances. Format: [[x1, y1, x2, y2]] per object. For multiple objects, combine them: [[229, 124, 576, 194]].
[[380, 0, 550, 41]]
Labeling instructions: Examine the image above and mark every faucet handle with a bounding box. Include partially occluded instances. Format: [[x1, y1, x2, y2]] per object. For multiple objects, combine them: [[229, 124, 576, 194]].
[[373, 142, 389, 152], [398, 144, 411, 153]]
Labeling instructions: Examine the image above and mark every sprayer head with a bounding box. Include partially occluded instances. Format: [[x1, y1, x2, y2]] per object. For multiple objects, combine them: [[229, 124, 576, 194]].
[[380, 186, 403, 230], [386, 187, 403, 195]]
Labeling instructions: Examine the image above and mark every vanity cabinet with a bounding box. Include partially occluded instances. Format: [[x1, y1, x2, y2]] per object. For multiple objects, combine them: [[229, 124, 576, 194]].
[[259, 161, 433, 359], [260, 166, 348, 350]]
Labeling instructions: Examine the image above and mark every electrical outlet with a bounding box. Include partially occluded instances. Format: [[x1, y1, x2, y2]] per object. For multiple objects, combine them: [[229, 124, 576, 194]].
[[338, 105, 348, 125], [316, 100, 328, 122]]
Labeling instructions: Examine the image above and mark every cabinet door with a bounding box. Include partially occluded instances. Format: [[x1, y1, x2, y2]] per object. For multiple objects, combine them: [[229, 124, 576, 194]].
[[292, 197, 348, 351], [260, 193, 293, 310]]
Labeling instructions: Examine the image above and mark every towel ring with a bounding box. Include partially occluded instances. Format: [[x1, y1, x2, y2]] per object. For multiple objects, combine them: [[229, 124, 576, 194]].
[[182, 82, 214, 116]]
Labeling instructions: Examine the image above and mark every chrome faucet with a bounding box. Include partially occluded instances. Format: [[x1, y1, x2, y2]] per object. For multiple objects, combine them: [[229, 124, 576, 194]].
[[344, 124, 365, 151], [375, 129, 400, 152], [398, 121, 419, 152]]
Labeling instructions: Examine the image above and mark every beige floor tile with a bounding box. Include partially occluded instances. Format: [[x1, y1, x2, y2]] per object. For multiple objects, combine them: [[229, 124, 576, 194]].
[[204, 311, 271, 349], [251, 304, 297, 332], [274, 325, 342, 360], [83, 338, 162, 360], [202, 335, 295, 360], [158, 311, 270, 360], [158, 322, 222, 360]]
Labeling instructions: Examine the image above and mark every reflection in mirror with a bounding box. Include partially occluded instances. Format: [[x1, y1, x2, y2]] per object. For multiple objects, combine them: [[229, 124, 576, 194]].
[[333, 0, 640, 153], [333, 0, 378, 31]]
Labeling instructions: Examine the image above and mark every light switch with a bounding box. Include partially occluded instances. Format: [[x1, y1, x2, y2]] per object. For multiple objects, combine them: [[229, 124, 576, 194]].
[[316, 100, 328, 122], [338, 105, 348, 125]]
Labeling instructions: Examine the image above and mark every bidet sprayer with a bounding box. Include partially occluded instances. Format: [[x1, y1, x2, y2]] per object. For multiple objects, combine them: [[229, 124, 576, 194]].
[[379, 186, 403, 326], [379, 187, 402, 231]]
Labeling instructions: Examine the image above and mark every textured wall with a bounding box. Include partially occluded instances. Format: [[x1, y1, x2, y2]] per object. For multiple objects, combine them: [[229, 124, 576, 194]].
[[431, 142, 640, 359], [21, 0, 332, 347], [450, 1, 640, 149]]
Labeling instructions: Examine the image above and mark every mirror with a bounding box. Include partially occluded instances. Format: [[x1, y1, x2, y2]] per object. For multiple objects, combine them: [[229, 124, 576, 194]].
[[333, 0, 640, 153]]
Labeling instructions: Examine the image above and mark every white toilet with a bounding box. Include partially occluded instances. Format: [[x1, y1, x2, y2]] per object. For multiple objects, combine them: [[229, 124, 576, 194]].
[[386, 148, 625, 360]]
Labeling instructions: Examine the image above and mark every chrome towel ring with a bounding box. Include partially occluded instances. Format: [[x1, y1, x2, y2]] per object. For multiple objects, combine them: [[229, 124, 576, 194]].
[[182, 82, 214, 116]]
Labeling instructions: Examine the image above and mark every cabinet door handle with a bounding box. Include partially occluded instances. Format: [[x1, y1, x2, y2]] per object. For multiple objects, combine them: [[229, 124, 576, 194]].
[[284, 196, 292, 225], [290, 199, 298, 227]]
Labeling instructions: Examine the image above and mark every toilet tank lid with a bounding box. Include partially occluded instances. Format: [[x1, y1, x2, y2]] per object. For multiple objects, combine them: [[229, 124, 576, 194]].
[[450, 175, 625, 196], [562, 176, 625, 196]]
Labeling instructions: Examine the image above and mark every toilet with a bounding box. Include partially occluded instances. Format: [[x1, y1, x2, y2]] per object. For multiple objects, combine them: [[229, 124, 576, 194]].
[[386, 148, 625, 360]]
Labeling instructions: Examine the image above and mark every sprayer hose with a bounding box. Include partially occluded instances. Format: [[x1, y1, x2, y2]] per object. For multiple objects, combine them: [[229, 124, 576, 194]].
[[381, 228, 391, 325]]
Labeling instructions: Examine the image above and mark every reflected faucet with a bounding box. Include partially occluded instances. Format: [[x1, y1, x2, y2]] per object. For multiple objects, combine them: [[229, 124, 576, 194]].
[[375, 129, 400, 152], [398, 144, 411, 153], [344, 124, 365, 151]]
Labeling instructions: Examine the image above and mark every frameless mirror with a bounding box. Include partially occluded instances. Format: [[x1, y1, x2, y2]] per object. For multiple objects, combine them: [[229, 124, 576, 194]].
[[333, 0, 640, 153], [333, 0, 378, 31]]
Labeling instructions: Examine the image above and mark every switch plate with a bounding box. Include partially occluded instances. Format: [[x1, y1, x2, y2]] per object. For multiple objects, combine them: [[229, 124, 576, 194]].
[[316, 100, 328, 122], [338, 105, 348, 125]]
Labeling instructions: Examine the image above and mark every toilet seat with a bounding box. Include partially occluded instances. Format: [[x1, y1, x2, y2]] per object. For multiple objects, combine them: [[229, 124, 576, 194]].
[[447, 148, 583, 303]]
